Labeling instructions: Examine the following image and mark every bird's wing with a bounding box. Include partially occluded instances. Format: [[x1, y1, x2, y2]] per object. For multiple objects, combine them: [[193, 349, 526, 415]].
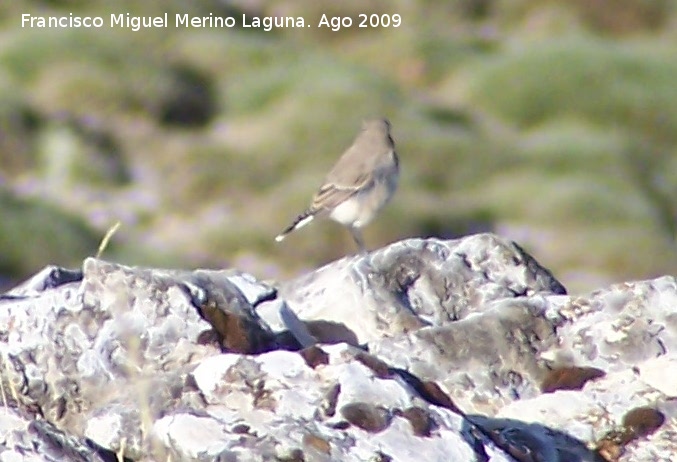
[[309, 120, 391, 212], [310, 171, 371, 212]]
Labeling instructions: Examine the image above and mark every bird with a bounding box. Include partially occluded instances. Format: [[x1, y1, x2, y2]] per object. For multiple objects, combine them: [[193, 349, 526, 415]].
[[275, 118, 399, 253]]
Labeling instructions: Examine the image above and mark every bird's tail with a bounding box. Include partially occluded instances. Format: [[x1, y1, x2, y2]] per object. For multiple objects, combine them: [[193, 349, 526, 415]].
[[275, 210, 315, 242]]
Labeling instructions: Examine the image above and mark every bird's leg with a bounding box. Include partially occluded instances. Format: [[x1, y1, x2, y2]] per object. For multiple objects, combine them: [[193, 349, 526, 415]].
[[349, 227, 367, 254]]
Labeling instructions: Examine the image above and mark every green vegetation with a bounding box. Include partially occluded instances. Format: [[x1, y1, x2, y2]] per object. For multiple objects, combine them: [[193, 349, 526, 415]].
[[1, 0, 676, 292], [0, 189, 100, 277]]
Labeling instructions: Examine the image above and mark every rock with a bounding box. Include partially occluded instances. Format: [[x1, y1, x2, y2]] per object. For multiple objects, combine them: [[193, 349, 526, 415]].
[[276, 234, 565, 345], [0, 410, 107, 461], [0, 257, 283, 460], [0, 233, 675, 461]]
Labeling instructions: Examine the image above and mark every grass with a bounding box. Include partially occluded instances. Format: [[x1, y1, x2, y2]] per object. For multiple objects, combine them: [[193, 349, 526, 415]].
[[467, 39, 677, 142], [0, 188, 102, 281], [0, 1, 676, 292]]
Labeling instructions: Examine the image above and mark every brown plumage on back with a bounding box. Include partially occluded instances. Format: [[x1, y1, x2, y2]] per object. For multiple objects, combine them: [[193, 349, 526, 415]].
[[276, 118, 399, 253]]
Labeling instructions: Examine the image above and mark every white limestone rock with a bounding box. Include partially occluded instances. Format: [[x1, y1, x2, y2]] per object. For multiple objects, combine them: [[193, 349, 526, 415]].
[[1, 234, 675, 461]]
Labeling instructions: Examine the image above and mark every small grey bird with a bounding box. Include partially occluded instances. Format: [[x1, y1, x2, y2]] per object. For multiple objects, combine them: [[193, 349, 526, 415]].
[[275, 118, 399, 253]]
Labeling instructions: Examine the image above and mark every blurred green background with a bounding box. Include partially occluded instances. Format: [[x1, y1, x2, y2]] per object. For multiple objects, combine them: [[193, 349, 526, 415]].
[[1, 0, 676, 294]]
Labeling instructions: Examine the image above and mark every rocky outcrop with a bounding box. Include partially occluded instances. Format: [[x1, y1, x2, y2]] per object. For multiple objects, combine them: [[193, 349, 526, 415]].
[[0, 233, 674, 461]]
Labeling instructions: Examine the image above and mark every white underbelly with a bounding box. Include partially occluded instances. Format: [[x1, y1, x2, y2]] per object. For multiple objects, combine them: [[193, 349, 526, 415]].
[[329, 178, 396, 228], [329, 197, 364, 226]]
